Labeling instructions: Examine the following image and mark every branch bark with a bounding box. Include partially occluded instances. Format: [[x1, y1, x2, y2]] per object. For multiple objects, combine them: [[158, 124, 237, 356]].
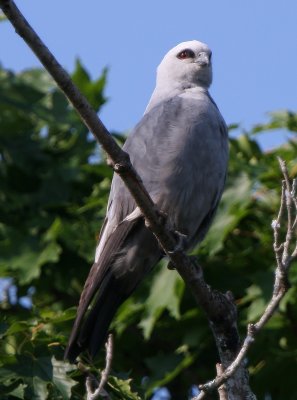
[[216, 364, 228, 400], [86, 334, 113, 400], [0, 1, 260, 398]]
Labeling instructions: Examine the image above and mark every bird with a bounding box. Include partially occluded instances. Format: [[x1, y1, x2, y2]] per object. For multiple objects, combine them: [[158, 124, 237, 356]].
[[65, 40, 229, 362]]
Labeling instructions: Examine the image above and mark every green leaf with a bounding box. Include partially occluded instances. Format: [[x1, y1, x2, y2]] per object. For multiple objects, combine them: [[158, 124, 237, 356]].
[[108, 376, 142, 400], [252, 111, 297, 134], [0, 12, 7, 22], [40, 308, 77, 324], [29, 376, 48, 400], [139, 265, 184, 339], [144, 350, 195, 394], [236, 134, 262, 159], [0, 239, 62, 284], [113, 299, 143, 335], [0, 377, 26, 399], [8, 382, 26, 399], [72, 59, 91, 89], [4, 321, 30, 336], [200, 173, 252, 255], [72, 59, 107, 110], [20, 69, 54, 93], [247, 297, 266, 321], [51, 357, 76, 400], [0, 356, 75, 400]]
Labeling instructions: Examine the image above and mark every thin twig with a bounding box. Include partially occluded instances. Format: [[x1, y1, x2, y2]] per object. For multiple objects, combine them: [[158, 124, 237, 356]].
[[95, 334, 113, 398], [290, 178, 297, 257], [216, 364, 228, 400], [272, 181, 286, 277], [85, 334, 113, 400], [195, 326, 255, 399], [291, 179, 297, 214], [277, 157, 293, 267]]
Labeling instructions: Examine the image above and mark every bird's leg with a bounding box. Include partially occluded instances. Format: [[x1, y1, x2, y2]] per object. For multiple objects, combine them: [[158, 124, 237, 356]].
[[153, 210, 188, 250]]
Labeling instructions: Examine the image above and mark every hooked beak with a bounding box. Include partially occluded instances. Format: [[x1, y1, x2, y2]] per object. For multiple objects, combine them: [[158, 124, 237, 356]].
[[196, 51, 210, 67]]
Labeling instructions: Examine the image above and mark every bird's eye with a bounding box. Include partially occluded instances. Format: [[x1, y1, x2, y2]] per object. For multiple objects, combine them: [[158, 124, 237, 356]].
[[177, 49, 195, 60]]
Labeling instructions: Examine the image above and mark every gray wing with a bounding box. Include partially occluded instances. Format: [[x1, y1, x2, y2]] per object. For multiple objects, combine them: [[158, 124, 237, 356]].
[[106, 93, 228, 246], [65, 93, 228, 360]]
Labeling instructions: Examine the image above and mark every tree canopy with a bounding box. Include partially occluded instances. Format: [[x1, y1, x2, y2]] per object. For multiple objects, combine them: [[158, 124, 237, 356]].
[[0, 61, 297, 399]]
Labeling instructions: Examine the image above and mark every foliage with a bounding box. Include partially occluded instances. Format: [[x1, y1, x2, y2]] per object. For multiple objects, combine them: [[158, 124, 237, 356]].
[[0, 61, 297, 399]]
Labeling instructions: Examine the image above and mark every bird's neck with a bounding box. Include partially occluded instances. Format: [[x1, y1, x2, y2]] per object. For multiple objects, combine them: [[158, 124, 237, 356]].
[[144, 83, 208, 114]]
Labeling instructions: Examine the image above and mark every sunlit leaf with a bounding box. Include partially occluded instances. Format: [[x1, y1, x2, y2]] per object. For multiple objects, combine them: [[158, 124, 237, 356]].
[[139, 265, 184, 339], [200, 173, 252, 255], [108, 376, 142, 400], [51, 357, 76, 399], [1, 240, 62, 284]]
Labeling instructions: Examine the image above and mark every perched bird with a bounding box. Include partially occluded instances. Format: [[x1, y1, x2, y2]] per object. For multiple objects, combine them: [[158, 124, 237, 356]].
[[65, 40, 229, 362]]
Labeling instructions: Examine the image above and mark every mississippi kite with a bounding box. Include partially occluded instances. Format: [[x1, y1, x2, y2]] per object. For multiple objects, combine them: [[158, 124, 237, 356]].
[[65, 40, 229, 362]]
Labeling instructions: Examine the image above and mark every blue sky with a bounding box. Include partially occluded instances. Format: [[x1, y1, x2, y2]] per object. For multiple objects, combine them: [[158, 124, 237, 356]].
[[1, 0, 296, 149]]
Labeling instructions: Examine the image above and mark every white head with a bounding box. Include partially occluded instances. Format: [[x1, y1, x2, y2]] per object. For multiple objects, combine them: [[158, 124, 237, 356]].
[[156, 40, 213, 90], [145, 40, 213, 113]]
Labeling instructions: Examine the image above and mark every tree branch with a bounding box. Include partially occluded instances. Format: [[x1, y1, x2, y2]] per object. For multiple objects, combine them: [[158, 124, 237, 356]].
[[85, 334, 113, 400], [0, 1, 256, 398], [194, 157, 297, 399], [216, 364, 228, 400]]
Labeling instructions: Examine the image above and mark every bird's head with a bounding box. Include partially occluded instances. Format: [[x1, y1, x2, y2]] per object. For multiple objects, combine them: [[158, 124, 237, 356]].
[[156, 40, 213, 90]]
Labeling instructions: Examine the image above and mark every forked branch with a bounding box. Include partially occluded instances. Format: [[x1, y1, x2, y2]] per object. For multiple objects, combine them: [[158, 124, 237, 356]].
[[194, 158, 297, 399]]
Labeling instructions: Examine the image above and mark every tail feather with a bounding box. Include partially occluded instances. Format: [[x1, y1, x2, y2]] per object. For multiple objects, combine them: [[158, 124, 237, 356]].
[[64, 220, 162, 362], [79, 276, 125, 357], [65, 275, 125, 362]]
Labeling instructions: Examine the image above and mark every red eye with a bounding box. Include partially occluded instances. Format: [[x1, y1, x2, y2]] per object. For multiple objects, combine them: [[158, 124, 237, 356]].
[[177, 49, 195, 59]]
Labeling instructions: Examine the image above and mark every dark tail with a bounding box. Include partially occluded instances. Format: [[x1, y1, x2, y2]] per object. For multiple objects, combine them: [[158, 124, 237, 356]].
[[64, 274, 125, 363], [64, 219, 161, 362]]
